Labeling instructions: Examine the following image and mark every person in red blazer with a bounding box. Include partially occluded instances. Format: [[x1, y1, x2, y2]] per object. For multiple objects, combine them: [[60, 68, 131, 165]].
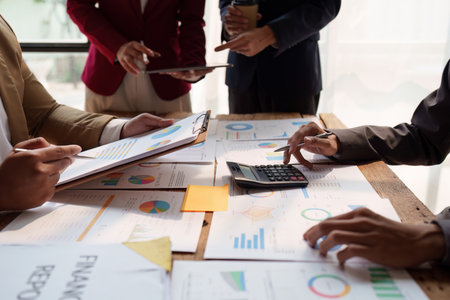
[[67, 0, 208, 113]]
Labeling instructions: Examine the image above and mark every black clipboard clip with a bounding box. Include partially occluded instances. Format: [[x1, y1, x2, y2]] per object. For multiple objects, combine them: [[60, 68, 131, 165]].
[[192, 111, 210, 134]]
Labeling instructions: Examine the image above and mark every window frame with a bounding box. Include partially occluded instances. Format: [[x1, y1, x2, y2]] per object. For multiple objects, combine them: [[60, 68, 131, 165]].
[[20, 42, 90, 52]]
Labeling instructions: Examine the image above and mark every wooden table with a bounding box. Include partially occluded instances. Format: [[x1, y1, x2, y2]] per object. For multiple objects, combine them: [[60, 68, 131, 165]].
[[0, 112, 448, 299]]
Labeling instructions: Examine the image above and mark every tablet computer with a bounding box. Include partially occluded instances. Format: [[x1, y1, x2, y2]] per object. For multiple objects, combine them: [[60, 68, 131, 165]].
[[144, 63, 232, 74]]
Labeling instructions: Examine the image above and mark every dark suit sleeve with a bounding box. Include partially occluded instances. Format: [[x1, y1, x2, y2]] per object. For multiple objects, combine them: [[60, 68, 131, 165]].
[[178, 0, 206, 67], [331, 60, 450, 166], [267, 0, 340, 55], [67, 0, 128, 64]]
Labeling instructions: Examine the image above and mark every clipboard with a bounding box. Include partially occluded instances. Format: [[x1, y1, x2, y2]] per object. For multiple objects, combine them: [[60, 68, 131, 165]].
[[144, 63, 232, 75], [55, 111, 210, 192]]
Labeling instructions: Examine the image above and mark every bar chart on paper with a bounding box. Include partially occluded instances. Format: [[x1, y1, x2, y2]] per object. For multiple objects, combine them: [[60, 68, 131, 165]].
[[233, 228, 265, 250], [205, 178, 401, 261], [95, 139, 138, 160]]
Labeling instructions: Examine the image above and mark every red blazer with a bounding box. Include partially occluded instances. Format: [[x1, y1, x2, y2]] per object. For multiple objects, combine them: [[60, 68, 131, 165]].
[[67, 0, 206, 100]]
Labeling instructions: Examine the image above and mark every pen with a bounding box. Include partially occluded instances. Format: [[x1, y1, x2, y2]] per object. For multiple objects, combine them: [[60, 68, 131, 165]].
[[13, 148, 96, 159], [273, 131, 333, 152], [140, 40, 148, 64]]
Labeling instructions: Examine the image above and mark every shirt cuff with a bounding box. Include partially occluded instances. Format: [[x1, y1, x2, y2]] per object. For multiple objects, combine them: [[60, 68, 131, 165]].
[[99, 119, 127, 145], [432, 219, 450, 267]]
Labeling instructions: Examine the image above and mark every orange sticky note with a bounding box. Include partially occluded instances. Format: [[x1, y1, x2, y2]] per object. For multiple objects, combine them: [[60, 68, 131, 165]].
[[181, 184, 229, 212]]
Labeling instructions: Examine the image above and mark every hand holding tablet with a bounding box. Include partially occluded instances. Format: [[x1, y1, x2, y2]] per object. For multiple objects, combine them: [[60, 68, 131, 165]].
[[143, 63, 233, 75]]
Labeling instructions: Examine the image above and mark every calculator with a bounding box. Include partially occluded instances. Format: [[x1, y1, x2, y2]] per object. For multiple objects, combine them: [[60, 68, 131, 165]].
[[226, 161, 308, 188]]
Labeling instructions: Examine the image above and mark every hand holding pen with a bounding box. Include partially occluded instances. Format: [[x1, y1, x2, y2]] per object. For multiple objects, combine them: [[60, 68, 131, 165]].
[[282, 122, 339, 168], [0, 138, 82, 210], [274, 132, 333, 152], [116, 41, 161, 75]]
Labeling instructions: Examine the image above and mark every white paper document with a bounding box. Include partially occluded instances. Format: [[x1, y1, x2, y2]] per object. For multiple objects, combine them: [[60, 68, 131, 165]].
[[206, 165, 398, 261], [151, 136, 216, 163], [58, 111, 208, 185], [0, 243, 169, 300], [171, 260, 427, 300], [215, 140, 330, 165], [216, 118, 317, 141], [71, 162, 214, 189], [0, 190, 204, 252]]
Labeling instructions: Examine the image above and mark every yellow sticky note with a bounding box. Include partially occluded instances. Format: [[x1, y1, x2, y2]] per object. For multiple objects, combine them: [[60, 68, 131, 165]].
[[181, 184, 229, 212], [123, 236, 172, 271]]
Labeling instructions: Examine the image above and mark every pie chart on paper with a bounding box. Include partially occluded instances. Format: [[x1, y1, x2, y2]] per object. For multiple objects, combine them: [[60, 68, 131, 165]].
[[258, 142, 277, 148], [128, 175, 155, 185], [139, 201, 170, 214], [147, 140, 171, 151], [152, 125, 181, 139]]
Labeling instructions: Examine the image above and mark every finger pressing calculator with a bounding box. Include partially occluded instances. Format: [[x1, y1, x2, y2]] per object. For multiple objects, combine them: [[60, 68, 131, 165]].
[[226, 161, 308, 188]]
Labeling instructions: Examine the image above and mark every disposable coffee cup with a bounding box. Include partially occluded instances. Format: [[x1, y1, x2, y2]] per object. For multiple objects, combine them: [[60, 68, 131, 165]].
[[232, 0, 258, 30]]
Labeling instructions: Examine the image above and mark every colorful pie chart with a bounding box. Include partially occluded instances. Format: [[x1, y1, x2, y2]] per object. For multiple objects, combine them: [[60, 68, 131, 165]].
[[308, 274, 350, 298], [225, 123, 253, 131], [152, 125, 181, 139], [138, 162, 162, 168], [147, 140, 170, 151], [258, 142, 277, 148], [266, 152, 283, 161], [139, 200, 170, 214], [128, 175, 155, 185], [301, 208, 332, 221]]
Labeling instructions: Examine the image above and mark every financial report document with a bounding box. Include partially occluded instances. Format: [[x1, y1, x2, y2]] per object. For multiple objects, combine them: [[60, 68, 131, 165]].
[[215, 118, 318, 141], [0, 190, 204, 252], [171, 260, 427, 300], [207, 165, 400, 261]]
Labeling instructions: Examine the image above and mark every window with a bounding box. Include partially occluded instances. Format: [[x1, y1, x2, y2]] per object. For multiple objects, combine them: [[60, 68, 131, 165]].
[[0, 0, 88, 110]]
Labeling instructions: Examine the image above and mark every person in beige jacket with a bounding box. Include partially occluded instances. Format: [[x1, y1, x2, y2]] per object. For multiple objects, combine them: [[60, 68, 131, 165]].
[[0, 16, 173, 211]]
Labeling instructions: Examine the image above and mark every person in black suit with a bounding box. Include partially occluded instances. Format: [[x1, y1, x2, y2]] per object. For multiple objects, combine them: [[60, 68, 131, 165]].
[[284, 60, 450, 267], [216, 0, 341, 114]]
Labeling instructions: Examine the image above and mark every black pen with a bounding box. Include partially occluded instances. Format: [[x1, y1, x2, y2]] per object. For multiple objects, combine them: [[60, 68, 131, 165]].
[[273, 132, 333, 152], [13, 148, 96, 159]]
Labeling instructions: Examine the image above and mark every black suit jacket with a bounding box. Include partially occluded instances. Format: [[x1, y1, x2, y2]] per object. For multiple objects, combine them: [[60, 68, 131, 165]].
[[219, 0, 341, 99]]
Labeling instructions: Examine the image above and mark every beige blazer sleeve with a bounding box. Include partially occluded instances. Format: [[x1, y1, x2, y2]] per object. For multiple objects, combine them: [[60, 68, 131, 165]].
[[0, 15, 114, 149]]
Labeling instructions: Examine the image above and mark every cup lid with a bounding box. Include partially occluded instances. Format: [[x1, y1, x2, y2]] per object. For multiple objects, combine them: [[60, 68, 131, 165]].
[[232, 0, 257, 5]]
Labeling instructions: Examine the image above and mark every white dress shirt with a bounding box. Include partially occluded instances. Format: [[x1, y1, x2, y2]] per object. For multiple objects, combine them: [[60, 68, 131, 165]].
[[0, 96, 13, 162]]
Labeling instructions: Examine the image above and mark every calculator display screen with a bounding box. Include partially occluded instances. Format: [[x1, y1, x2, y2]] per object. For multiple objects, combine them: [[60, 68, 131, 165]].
[[240, 165, 257, 180]]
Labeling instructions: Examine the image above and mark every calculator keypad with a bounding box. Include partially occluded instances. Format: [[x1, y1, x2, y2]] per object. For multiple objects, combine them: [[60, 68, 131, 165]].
[[226, 161, 308, 188], [255, 164, 306, 182]]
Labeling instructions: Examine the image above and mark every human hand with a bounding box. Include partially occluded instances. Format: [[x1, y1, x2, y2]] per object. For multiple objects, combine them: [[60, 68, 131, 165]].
[[116, 41, 161, 75], [121, 114, 174, 138], [303, 207, 446, 268], [224, 6, 261, 38], [164, 68, 213, 82], [0, 138, 81, 211], [215, 25, 276, 57], [283, 122, 338, 168]]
